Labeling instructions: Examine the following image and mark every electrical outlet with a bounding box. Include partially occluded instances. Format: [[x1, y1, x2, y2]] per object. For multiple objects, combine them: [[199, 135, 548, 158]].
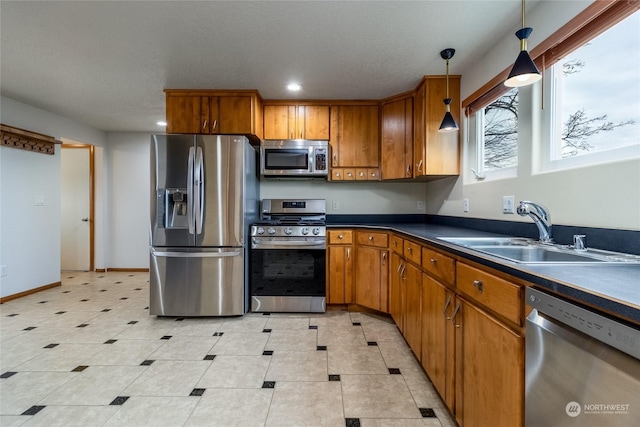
[[332, 200, 340, 210], [417, 201, 424, 211], [503, 195, 515, 214], [0, 265, 6, 277], [463, 198, 470, 213], [35, 195, 45, 206]]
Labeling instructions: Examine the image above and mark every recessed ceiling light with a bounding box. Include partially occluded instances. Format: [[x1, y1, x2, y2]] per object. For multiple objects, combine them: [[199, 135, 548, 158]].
[[287, 83, 302, 91], [156, 121, 167, 126]]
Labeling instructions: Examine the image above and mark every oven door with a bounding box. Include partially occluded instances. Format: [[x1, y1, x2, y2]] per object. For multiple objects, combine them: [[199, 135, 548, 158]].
[[250, 246, 326, 312]]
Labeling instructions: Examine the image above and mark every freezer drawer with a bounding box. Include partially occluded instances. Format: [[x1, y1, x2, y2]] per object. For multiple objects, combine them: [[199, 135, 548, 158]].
[[150, 247, 246, 316]]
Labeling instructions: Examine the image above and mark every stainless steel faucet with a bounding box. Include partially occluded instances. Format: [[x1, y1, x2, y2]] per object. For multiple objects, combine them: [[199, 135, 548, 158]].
[[517, 201, 553, 243]]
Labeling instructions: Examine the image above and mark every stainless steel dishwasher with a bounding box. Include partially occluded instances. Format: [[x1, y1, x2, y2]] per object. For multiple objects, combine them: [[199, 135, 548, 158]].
[[525, 287, 640, 426]]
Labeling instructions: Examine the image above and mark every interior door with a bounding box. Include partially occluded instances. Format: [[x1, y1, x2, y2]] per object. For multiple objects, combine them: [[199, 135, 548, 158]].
[[61, 145, 91, 270]]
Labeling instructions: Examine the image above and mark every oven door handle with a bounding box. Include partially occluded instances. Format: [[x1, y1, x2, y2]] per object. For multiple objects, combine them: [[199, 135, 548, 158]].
[[252, 240, 326, 250]]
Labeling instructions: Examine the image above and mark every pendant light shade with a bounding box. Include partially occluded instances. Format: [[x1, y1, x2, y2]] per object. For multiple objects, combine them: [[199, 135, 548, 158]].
[[505, 0, 541, 87], [438, 48, 458, 133]]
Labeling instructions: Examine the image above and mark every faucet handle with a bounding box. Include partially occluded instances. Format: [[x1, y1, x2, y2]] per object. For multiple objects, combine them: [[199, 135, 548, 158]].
[[573, 234, 587, 251]]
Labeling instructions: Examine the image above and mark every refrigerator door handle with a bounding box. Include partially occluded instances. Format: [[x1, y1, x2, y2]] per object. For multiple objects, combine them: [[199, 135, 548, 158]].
[[151, 249, 241, 258], [187, 146, 195, 235], [194, 146, 204, 235]]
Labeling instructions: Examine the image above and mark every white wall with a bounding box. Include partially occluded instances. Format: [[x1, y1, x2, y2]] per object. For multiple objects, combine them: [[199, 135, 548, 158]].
[[0, 96, 107, 298], [260, 180, 428, 215], [428, 1, 640, 231], [106, 132, 151, 268]]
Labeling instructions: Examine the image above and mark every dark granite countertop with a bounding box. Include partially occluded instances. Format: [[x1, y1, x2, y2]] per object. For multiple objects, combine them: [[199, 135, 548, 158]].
[[329, 222, 640, 325]]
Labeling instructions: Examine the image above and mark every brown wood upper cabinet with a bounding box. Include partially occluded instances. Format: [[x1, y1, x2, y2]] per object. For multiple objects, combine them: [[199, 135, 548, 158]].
[[381, 94, 413, 179], [165, 90, 263, 139], [413, 76, 460, 177], [329, 104, 380, 170], [263, 104, 330, 140]]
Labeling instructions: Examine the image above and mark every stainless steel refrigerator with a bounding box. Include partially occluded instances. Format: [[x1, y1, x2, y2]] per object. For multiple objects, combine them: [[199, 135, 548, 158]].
[[150, 134, 259, 316]]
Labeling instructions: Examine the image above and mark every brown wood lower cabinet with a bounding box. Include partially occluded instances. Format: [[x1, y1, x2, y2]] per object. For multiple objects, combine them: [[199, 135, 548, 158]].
[[421, 273, 456, 410], [327, 230, 353, 304], [456, 299, 524, 427], [328, 231, 525, 427], [354, 231, 389, 312]]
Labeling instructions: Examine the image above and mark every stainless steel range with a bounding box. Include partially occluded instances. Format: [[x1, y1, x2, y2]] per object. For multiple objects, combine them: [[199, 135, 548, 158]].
[[250, 199, 326, 313]]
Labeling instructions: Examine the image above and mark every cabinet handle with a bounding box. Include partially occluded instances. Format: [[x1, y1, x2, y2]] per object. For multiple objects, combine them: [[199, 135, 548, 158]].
[[408, 247, 413, 254], [397, 263, 403, 274], [406, 165, 411, 176], [333, 153, 337, 166], [369, 236, 373, 241], [202, 120, 208, 131], [347, 172, 353, 177], [359, 171, 365, 177], [443, 295, 452, 319], [393, 241, 397, 247], [338, 234, 343, 240], [417, 160, 423, 173], [347, 248, 351, 261], [382, 252, 387, 265], [370, 171, 377, 177], [401, 264, 406, 279], [472, 280, 484, 293], [335, 172, 341, 177], [451, 302, 462, 328], [430, 258, 437, 264], [212, 120, 217, 132], [300, 130, 303, 139]]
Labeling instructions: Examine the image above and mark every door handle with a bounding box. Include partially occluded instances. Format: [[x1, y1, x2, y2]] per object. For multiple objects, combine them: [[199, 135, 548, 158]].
[[81, 217, 89, 222]]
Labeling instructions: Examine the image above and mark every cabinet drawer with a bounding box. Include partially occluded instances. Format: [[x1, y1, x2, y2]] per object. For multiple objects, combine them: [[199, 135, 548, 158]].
[[422, 247, 455, 287], [356, 231, 388, 248], [403, 240, 421, 265], [390, 235, 403, 254], [328, 230, 353, 245], [456, 263, 522, 325]]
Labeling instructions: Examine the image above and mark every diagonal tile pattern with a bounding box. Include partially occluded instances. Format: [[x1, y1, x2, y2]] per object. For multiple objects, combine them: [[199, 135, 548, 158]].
[[0, 271, 457, 426]]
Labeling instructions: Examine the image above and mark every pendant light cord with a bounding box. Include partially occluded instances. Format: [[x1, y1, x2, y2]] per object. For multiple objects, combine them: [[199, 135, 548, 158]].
[[445, 59, 450, 99], [521, 0, 525, 28]]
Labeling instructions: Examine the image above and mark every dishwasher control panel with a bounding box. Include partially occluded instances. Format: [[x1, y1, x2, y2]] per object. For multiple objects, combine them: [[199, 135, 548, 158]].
[[526, 287, 640, 360]]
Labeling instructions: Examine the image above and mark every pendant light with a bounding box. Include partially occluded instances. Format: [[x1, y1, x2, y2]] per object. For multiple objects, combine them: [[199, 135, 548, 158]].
[[438, 48, 458, 133], [505, 0, 541, 87]]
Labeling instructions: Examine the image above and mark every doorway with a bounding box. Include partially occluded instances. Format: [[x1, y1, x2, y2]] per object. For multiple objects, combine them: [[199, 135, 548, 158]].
[[61, 143, 94, 271]]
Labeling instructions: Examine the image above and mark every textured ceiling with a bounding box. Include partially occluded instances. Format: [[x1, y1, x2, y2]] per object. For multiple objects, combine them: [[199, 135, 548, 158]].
[[0, 1, 539, 133]]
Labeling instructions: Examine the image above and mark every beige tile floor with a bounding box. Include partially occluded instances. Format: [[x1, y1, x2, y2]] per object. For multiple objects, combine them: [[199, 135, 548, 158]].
[[0, 271, 457, 427]]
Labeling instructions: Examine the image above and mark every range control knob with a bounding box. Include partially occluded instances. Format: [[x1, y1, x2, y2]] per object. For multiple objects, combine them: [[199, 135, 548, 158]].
[[257, 227, 265, 235], [284, 227, 293, 236], [312, 227, 321, 235], [301, 227, 310, 235], [268, 227, 276, 235]]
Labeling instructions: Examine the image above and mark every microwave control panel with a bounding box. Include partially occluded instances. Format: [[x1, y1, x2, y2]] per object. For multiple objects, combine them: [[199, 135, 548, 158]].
[[315, 148, 327, 171]]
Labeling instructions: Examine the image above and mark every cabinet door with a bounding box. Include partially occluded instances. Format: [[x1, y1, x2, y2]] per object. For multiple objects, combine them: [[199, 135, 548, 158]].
[[355, 246, 388, 312], [218, 96, 253, 134], [413, 77, 460, 176], [403, 261, 422, 358], [422, 274, 455, 411], [298, 105, 330, 140], [457, 300, 524, 427], [263, 105, 295, 139], [388, 252, 404, 329], [166, 95, 205, 134], [327, 244, 353, 304], [330, 105, 379, 168], [382, 97, 413, 179]]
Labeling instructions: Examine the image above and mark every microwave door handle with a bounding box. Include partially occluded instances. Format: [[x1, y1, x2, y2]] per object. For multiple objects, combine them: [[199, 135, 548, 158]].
[[308, 147, 314, 172], [194, 147, 204, 235], [187, 146, 195, 235]]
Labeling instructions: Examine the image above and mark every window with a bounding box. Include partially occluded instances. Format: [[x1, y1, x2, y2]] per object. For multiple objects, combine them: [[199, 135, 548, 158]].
[[543, 10, 639, 170], [473, 87, 519, 179]]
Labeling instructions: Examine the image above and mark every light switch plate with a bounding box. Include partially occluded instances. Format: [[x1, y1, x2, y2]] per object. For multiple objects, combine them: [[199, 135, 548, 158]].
[[463, 198, 470, 213], [503, 195, 515, 214]]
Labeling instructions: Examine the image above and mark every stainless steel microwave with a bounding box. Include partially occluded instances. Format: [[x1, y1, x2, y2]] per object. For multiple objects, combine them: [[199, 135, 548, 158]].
[[260, 140, 328, 178]]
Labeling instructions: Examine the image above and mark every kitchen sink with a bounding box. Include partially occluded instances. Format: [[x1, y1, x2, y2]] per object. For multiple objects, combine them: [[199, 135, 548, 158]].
[[438, 237, 640, 264]]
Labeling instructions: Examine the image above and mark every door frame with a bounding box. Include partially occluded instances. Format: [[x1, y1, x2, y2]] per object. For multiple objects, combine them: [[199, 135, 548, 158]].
[[61, 143, 95, 271]]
